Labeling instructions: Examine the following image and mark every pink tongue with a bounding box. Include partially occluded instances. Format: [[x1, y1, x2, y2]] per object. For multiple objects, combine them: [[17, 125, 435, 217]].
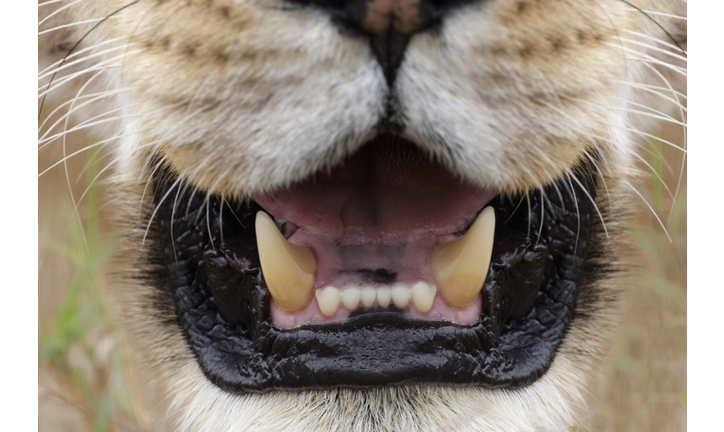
[[254, 135, 496, 245]]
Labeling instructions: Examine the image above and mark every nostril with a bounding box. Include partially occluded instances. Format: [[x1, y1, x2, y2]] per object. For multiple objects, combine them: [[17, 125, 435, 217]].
[[350, 0, 437, 85], [287, 0, 467, 85]]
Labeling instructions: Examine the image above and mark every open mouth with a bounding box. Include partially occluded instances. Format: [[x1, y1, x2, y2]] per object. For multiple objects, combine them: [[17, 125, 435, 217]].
[[151, 134, 598, 392]]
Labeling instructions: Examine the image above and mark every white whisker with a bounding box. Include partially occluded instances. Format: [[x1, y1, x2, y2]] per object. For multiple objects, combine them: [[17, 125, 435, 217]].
[[39, 132, 122, 178], [139, 155, 169, 218], [631, 152, 675, 201], [614, 80, 687, 107], [605, 43, 687, 76], [564, 173, 582, 257], [631, 10, 688, 21], [38, 87, 127, 137], [38, 0, 87, 27], [637, 60, 687, 216], [38, 18, 106, 36], [143, 176, 184, 246], [38, 41, 130, 80], [73, 157, 118, 216], [602, 103, 687, 127], [622, 29, 687, 54], [612, 36, 687, 63], [624, 180, 672, 242]]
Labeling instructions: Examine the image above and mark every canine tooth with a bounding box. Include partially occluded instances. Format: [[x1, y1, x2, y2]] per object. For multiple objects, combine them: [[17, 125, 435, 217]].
[[433, 206, 495, 309], [376, 287, 392, 308], [341, 286, 362, 309], [255, 211, 316, 312], [361, 287, 376, 307], [411, 281, 436, 313], [315, 286, 341, 316], [391, 284, 412, 308]]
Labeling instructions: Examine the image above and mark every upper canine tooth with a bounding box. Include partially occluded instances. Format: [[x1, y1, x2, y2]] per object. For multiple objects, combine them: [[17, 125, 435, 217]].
[[255, 211, 316, 312], [433, 206, 495, 309]]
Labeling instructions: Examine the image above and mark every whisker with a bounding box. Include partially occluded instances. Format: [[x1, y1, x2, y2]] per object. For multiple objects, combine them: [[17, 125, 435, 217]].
[[582, 148, 613, 217], [72, 158, 118, 216], [571, 169, 608, 240], [143, 176, 184, 246], [39, 18, 106, 36], [170, 180, 185, 266], [564, 173, 582, 257], [139, 155, 169, 218], [614, 80, 687, 107], [38, 87, 128, 138], [624, 180, 672, 242], [206, 196, 216, 253], [536, 188, 545, 246], [618, 0, 687, 56], [40, 108, 136, 147], [38, 0, 86, 27], [604, 41, 687, 76], [636, 60, 687, 216], [39, 43, 132, 83], [622, 29, 687, 54], [39, 0, 141, 120], [611, 35, 687, 63], [525, 191, 532, 241], [631, 151, 675, 200], [603, 103, 687, 127], [39, 132, 122, 178]]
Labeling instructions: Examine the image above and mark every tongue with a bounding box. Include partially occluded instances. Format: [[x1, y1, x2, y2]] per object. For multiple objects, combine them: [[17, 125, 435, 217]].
[[254, 135, 496, 245]]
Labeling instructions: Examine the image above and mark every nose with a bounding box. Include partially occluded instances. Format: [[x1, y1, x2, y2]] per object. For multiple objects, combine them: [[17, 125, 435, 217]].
[[299, 0, 460, 85], [351, 0, 433, 84]]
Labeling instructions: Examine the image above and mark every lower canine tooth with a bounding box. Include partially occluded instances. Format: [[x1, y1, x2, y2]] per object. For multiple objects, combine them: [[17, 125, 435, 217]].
[[255, 211, 316, 312], [315, 286, 341, 316], [433, 206, 495, 308], [391, 284, 412, 308]]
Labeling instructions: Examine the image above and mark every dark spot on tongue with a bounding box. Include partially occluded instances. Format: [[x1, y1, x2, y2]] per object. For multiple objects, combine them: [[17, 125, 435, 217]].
[[254, 134, 496, 244]]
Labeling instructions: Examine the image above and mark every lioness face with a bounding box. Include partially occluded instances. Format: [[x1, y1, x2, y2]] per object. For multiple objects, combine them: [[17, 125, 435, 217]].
[[39, 0, 686, 430]]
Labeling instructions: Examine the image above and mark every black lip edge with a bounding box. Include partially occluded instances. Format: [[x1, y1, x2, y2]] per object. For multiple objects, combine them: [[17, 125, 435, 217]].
[[148, 153, 601, 393]]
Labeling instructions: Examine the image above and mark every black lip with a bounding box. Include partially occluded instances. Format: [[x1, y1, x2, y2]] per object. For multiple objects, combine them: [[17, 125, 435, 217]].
[[150, 157, 599, 393]]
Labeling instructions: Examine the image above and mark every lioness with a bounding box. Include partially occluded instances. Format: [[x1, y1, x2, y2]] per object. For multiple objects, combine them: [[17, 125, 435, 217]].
[[39, 0, 686, 430]]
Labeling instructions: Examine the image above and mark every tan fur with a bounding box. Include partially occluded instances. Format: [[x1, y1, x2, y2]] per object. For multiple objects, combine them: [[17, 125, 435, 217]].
[[39, 0, 686, 430]]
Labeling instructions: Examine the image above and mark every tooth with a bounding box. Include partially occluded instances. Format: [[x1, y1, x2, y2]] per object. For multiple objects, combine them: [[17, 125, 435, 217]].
[[361, 287, 376, 307], [411, 281, 436, 313], [315, 286, 341, 316], [255, 211, 316, 312], [391, 283, 412, 308], [433, 206, 495, 309], [376, 286, 392, 308], [341, 286, 362, 309]]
